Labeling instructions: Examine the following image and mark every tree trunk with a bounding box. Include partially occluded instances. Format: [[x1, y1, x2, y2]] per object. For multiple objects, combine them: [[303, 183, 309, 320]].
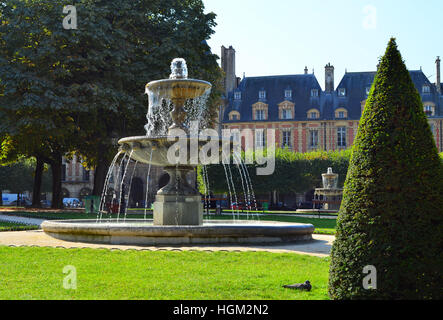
[[92, 159, 109, 197], [32, 156, 44, 208], [50, 154, 63, 209]]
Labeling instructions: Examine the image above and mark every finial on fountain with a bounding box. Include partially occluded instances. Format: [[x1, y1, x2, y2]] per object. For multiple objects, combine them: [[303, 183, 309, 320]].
[[170, 58, 188, 79]]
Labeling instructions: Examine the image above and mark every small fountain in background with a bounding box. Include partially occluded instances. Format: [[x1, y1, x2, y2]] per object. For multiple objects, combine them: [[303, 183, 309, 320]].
[[312, 167, 343, 212], [42, 58, 314, 245]]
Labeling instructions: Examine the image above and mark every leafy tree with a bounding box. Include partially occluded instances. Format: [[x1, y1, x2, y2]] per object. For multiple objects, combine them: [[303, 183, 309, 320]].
[[0, 156, 52, 205], [328, 39, 443, 299], [0, 0, 83, 207], [0, 0, 223, 206]]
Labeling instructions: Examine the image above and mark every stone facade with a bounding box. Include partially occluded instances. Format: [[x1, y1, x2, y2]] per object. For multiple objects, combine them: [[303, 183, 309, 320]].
[[221, 46, 443, 154]]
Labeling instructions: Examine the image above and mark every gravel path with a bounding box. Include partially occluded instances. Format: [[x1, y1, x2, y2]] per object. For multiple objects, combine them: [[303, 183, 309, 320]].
[[0, 230, 334, 256]]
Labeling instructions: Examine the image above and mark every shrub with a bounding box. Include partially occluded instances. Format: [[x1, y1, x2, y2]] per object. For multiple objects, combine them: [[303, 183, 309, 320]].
[[328, 39, 443, 299]]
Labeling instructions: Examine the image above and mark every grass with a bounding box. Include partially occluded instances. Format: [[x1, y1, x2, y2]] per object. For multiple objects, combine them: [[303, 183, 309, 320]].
[[0, 210, 337, 234], [0, 221, 39, 232], [0, 246, 330, 300]]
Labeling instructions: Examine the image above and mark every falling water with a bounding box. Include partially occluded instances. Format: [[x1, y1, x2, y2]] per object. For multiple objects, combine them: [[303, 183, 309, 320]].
[[221, 162, 235, 220], [239, 158, 259, 215], [202, 165, 212, 218], [144, 150, 153, 220], [222, 150, 240, 221], [144, 90, 211, 137], [124, 159, 139, 221], [233, 153, 252, 220], [117, 150, 133, 222], [97, 151, 122, 223]]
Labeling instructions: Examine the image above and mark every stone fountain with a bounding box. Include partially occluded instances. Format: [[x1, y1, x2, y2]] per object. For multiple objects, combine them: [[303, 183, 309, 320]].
[[42, 59, 314, 245], [312, 167, 343, 212]]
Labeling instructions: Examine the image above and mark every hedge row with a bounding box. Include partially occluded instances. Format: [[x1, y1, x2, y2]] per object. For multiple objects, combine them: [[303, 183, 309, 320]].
[[197, 148, 352, 196]]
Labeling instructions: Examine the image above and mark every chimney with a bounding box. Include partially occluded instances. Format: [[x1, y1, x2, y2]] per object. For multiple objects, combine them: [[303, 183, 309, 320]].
[[436, 56, 441, 94], [304, 66, 308, 74], [325, 63, 334, 92], [221, 45, 237, 96]]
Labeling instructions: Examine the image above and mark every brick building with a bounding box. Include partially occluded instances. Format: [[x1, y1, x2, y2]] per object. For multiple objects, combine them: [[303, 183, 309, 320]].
[[221, 46, 443, 154]]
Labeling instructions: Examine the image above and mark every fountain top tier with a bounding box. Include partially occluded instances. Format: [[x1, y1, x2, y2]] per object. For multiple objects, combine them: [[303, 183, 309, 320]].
[[118, 58, 220, 168], [144, 58, 211, 134]]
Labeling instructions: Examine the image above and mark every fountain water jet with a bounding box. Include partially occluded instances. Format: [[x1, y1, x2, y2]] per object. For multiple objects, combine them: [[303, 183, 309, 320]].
[[42, 59, 314, 245]]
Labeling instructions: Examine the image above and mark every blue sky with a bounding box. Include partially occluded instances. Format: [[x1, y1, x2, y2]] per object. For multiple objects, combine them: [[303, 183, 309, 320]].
[[203, 0, 443, 89]]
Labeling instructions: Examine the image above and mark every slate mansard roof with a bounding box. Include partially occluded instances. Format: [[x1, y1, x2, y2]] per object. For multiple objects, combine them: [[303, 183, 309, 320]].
[[223, 70, 443, 123]]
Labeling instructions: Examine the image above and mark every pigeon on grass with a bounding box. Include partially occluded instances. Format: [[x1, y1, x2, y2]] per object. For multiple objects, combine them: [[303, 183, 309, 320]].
[[283, 280, 311, 291]]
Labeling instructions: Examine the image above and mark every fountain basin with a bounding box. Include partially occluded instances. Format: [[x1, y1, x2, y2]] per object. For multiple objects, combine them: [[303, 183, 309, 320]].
[[118, 135, 232, 167], [146, 79, 211, 101], [42, 220, 315, 245]]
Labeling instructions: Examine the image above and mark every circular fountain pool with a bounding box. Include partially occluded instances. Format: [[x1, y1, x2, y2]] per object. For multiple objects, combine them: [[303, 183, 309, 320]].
[[42, 220, 314, 245]]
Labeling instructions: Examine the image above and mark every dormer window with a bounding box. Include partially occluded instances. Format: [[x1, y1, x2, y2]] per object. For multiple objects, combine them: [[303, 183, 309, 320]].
[[311, 89, 318, 97], [255, 109, 265, 120], [229, 111, 241, 121], [259, 90, 266, 99], [338, 88, 346, 97], [335, 108, 348, 119], [282, 109, 292, 119], [285, 90, 292, 98], [307, 108, 320, 119], [234, 91, 241, 100], [252, 102, 268, 121], [422, 85, 431, 94]]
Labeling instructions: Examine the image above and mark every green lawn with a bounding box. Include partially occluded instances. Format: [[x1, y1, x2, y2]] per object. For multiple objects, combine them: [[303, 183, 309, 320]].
[[0, 211, 337, 234], [0, 221, 39, 232], [0, 246, 330, 300]]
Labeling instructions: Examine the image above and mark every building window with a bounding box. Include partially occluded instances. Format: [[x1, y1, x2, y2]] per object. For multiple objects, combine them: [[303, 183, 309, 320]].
[[307, 109, 320, 119], [281, 108, 292, 120], [61, 164, 66, 181], [335, 108, 347, 119], [232, 130, 240, 143], [337, 127, 347, 147], [309, 130, 319, 148], [259, 90, 266, 99], [285, 90, 292, 98], [338, 88, 346, 96], [234, 91, 241, 100], [83, 168, 90, 182], [366, 87, 371, 95], [311, 89, 318, 97], [430, 123, 435, 136], [255, 109, 265, 120], [255, 130, 266, 148], [252, 102, 268, 121], [282, 130, 291, 148], [229, 111, 241, 121], [422, 85, 430, 94], [424, 105, 434, 116]]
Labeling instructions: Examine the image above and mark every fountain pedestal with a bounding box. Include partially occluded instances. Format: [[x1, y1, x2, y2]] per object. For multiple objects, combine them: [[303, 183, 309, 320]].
[[153, 165, 203, 226], [154, 194, 203, 226]]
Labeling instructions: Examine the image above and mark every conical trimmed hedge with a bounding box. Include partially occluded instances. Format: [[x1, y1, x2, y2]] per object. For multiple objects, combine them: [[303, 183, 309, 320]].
[[328, 38, 443, 299]]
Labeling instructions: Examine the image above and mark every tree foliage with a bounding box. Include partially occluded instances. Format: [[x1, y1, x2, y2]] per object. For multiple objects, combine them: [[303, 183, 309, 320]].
[[0, 0, 223, 201], [328, 39, 443, 300], [0, 157, 51, 195]]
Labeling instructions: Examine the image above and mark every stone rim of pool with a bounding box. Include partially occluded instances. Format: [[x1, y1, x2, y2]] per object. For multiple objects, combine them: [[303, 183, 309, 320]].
[[42, 219, 315, 245]]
